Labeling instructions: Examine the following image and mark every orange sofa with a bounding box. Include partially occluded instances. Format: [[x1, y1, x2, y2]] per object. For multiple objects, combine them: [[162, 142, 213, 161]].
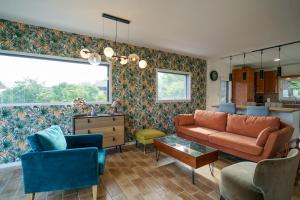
[[174, 110, 294, 162]]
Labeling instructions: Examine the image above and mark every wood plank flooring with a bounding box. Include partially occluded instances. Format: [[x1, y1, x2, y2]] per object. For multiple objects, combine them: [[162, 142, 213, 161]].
[[0, 145, 300, 200]]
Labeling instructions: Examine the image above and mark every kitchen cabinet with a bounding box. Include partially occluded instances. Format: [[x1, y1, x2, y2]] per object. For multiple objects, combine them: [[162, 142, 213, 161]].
[[255, 72, 264, 93], [255, 71, 278, 94], [232, 67, 255, 105], [264, 71, 278, 93]]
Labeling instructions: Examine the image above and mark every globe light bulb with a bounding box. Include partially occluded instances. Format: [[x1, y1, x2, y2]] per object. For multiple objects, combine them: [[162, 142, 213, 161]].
[[138, 60, 147, 69], [128, 54, 139, 64], [104, 47, 114, 58], [88, 53, 101, 65], [120, 57, 128, 65], [80, 48, 91, 59]]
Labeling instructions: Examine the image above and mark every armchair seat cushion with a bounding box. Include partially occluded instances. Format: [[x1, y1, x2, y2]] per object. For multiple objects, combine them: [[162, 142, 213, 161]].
[[177, 125, 218, 141], [98, 149, 106, 175], [220, 162, 263, 200], [209, 132, 263, 156]]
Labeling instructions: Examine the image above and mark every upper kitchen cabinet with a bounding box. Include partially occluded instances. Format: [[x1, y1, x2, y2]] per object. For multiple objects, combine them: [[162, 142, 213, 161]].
[[255, 70, 278, 94], [232, 67, 255, 105], [264, 71, 278, 93], [255, 72, 264, 93]]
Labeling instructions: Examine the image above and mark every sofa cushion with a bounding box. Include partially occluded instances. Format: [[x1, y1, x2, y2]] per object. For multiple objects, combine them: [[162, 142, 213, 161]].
[[36, 125, 67, 151], [177, 114, 195, 126], [209, 132, 263, 156], [256, 127, 276, 147], [194, 110, 227, 131], [177, 125, 218, 141], [226, 114, 280, 138]]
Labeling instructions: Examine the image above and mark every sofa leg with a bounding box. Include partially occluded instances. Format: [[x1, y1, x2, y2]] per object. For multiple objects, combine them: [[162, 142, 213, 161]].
[[27, 193, 35, 200], [92, 185, 97, 200], [144, 144, 147, 155]]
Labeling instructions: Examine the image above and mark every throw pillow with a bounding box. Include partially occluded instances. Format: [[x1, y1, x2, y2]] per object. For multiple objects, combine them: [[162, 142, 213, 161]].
[[36, 125, 67, 151], [27, 134, 43, 152], [256, 127, 276, 147]]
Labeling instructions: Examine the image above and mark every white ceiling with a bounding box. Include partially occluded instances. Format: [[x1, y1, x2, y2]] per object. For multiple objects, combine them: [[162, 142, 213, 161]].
[[0, 0, 300, 66]]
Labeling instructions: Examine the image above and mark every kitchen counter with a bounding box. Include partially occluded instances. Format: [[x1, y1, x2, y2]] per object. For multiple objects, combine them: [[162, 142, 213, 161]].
[[212, 105, 300, 113]]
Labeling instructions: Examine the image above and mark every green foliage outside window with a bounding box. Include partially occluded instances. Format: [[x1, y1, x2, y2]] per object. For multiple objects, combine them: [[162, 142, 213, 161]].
[[157, 72, 189, 100], [0, 79, 107, 104]]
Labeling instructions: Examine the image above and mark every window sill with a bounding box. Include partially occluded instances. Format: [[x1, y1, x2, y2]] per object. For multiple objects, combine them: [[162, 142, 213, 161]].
[[156, 99, 192, 103], [0, 101, 111, 107]]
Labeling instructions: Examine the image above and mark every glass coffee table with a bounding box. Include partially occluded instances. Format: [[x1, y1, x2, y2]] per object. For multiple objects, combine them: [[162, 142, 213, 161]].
[[154, 135, 218, 184]]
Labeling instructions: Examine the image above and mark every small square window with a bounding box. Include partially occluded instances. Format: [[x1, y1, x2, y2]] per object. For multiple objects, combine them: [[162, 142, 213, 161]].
[[156, 69, 191, 102]]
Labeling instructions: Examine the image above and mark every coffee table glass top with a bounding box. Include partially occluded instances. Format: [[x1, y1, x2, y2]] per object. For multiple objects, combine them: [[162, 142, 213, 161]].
[[155, 135, 217, 157]]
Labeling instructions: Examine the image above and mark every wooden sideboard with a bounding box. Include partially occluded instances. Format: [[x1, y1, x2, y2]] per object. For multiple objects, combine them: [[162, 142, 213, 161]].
[[73, 114, 125, 151]]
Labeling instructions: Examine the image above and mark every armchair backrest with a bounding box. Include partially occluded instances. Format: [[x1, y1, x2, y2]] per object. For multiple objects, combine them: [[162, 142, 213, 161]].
[[253, 149, 300, 200], [246, 106, 270, 116], [218, 103, 236, 114]]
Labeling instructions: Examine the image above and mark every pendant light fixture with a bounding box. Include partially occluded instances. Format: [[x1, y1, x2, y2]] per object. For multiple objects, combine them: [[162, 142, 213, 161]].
[[229, 56, 232, 81], [259, 50, 264, 80], [80, 13, 147, 69], [277, 47, 282, 77]]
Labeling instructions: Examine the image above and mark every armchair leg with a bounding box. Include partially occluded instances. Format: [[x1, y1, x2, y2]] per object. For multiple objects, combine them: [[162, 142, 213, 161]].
[[27, 193, 35, 200], [92, 185, 97, 200]]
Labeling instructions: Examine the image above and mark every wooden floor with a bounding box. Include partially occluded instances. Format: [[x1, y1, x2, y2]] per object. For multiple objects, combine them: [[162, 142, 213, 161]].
[[1, 145, 300, 200]]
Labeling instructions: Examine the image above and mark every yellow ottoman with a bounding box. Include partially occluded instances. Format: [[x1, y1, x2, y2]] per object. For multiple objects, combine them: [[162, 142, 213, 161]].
[[135, 129, 166, 154]]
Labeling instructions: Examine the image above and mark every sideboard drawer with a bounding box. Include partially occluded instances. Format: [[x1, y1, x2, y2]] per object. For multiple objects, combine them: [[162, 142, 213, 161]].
[[103, 134, 124, 148], [74, 116, 124, 130], [75, 126, 124, 136]]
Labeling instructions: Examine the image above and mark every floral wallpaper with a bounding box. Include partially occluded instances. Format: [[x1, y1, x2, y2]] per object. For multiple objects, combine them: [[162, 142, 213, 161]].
[[0, 19, 206, 163]]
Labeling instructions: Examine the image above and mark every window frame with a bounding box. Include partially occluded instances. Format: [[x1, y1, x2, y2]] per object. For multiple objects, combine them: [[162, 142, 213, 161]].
[[156, 68, 192, 103], [278, 77, 300, 101], [219, 78, 232, 103], [0, 50, 112, 107]]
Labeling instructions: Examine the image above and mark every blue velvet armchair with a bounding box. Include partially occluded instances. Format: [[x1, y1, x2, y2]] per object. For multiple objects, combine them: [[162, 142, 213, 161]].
[[21, 133, 106, 200]]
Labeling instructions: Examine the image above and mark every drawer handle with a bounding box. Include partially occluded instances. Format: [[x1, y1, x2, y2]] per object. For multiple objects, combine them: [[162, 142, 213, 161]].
[[113, 127, 116, 131], [113, 137, 116, 141], [87, 119, 91, 123]]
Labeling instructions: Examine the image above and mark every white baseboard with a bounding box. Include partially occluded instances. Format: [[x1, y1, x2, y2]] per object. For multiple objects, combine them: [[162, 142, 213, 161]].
[[0, 161, 21, 170]]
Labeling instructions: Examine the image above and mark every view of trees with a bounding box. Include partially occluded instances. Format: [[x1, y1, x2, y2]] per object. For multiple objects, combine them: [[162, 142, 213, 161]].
[[157, 72, 189, 100], [288, 80, 300, 96], [0, 79, 107, 104]]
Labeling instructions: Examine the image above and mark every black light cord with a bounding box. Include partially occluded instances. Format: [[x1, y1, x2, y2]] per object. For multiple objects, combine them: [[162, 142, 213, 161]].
[[279, 46, 281, 67], [230, 56, 232, 71]]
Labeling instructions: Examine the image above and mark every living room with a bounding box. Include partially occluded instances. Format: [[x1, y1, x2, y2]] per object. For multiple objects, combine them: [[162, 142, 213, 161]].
[[0, 1, 300, 200]]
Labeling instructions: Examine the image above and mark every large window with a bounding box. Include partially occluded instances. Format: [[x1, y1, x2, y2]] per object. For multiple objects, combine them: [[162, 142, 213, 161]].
[[279, 77, 300, 100], [220, 79, 231, 103], [0, 53, 111, 106], [156, 69, 191, 102]]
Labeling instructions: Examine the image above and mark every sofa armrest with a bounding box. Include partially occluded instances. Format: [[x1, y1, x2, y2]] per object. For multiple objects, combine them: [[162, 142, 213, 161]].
[[174, 114, 195, 127], [65, 134, 103, 149], [262, 126, 294, 159], [21, 147, 99, 193]]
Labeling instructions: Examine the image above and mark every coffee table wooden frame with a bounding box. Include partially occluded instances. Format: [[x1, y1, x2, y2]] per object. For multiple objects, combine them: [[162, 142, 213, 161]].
[[154, 137, 218, 184]]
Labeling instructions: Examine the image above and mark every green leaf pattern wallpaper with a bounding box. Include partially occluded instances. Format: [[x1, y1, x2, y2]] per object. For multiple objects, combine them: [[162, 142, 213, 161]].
[[0, 19, 206, 163]]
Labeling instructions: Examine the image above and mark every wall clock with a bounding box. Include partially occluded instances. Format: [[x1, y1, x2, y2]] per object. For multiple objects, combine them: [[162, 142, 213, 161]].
[[210, 70, 218, 81]]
